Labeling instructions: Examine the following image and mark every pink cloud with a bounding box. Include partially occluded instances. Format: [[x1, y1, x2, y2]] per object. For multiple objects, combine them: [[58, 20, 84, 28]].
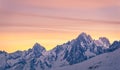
[[1, 0, 120, 9]]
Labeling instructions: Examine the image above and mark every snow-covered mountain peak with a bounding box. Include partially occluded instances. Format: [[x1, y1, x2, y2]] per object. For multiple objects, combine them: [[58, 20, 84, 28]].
[[32, 42, 46, 52], [77, 32, 88, 39], [31, 43, 46, 58], [77, 32, 93, 44], [94, 37, 110, 48], [108, 41, 120, 52], [99, 37, 110, 44]]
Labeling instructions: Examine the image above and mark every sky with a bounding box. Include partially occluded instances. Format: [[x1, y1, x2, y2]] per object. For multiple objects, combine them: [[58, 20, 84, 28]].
[[0, 0, 120, 53]]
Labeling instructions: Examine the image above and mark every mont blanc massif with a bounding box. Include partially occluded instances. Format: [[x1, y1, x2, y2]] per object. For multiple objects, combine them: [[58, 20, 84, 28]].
[[0, 32, 120, 70]]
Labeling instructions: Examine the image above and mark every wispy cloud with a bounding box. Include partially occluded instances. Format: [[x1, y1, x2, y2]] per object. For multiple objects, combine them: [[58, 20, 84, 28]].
[[0, 10, 120, 27], [0, 0, 120, 52]]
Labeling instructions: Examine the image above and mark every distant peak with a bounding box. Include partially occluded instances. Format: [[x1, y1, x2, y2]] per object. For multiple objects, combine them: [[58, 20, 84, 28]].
[[99, 37, 106, 39], [34, 42, 41, 47], [99, 37, 110, 44], [77, 32, 87, 38], [79, 32, 87, 36], [33, 42, 46, 52], [77, 32, 92, 40], [77, 32, 92, 43]]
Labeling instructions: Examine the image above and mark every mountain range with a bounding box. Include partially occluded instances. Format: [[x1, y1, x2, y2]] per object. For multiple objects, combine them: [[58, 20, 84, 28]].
[[0, 32, 120, 70]]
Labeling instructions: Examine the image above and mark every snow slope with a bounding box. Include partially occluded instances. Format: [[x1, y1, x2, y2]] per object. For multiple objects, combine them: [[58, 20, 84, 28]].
[[52, 48, 120, 70]]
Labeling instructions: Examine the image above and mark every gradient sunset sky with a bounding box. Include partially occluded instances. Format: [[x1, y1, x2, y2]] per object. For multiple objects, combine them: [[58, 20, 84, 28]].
[[0, 0, 120, 53]]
